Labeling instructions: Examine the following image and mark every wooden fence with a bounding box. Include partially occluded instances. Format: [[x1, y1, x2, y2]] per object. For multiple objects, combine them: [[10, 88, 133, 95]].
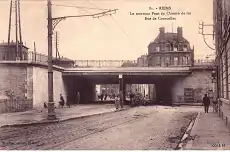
[[0, 99, 33, 114]]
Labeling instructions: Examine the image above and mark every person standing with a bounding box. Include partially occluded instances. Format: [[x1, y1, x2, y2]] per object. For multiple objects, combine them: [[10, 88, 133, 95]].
[[59, 94, 65, 108], [114, 95, 120, 110], [104, 93, 108, 100], [95, 91, 99, 103], [203, 94, 210, 113], [76, 92, 80, 105], [119, 90, 124, 109]]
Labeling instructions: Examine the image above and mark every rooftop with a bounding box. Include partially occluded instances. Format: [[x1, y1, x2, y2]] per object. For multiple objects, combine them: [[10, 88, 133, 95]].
[[152, 32, 189, 43], [0, 42, 29, 49]]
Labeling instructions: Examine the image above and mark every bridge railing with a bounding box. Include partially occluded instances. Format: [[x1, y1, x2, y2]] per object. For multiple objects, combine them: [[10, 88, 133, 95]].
[[74, 60, 138, 68], [0, 50, 215, 68], [0, 50, 49, 63], [194, 59, 215, 66]]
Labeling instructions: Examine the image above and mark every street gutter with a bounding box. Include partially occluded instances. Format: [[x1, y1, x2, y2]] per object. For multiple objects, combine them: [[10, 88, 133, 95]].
[[176, 112, 200, 150]]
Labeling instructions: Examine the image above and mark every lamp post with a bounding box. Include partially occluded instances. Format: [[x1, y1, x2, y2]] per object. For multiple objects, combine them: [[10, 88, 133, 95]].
[[47, 0, 56, 120], [46, 0, 117, 120]]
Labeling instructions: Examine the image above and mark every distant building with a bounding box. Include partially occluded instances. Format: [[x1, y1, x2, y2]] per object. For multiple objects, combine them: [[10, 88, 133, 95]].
[[53, 57, 75, 68], [137, 54, 148, 67], [147, 27, 194, 67], [0, 42, 29, 60]]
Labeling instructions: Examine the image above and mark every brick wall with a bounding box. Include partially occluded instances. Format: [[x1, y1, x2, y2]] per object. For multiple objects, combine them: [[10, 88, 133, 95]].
[[172, 70, 213, 103]]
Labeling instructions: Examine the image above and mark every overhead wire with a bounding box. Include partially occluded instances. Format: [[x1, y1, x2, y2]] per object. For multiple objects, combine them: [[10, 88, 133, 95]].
[[85, 0, 129, 36], [85, 0, 141, 60], [52, 3, 111, 29]]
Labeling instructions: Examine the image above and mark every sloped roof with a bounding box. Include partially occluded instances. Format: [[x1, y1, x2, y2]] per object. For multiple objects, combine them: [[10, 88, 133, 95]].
[[151, 33, 189, 44]]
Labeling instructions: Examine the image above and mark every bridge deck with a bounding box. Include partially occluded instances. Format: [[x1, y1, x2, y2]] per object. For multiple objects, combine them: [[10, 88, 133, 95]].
[[63, 67, 192, 76]]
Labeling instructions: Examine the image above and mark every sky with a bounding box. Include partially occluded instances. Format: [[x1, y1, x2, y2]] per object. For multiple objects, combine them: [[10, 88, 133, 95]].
[[0, 0, 215, 60]]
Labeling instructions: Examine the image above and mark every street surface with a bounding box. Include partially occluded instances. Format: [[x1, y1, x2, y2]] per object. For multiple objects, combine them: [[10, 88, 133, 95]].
[[0, 106, 199, 150]]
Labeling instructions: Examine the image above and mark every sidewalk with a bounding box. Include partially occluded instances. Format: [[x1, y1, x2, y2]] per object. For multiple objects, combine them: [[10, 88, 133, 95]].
[[185, 110, 230, 150], [0, 104, 126, 128]]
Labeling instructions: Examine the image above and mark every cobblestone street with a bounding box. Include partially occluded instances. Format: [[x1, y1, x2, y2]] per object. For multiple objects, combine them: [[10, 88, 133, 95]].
[[0, 106, 199, 150]]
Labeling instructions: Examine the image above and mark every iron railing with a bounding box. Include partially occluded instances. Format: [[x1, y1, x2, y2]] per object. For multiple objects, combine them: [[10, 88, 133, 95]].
[[0, 50, 48, 63], [0, 99, 33, 114]]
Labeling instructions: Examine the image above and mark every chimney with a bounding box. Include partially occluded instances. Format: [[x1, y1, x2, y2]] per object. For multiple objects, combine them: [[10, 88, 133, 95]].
[[177, 27, 183, 40], [159, 27, 165, 40]]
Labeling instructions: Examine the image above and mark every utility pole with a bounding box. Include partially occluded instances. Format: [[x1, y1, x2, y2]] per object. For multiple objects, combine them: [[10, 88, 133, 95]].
[[34, 42, 36, 61], [7, 0, 12, 59], [55, 31, 60, 59], [47, 0, 56, 120], [18, 0, 23, 60], [7, 0, 23, 60], [46, 0, 117, 120], [15, 0, 19, 60]]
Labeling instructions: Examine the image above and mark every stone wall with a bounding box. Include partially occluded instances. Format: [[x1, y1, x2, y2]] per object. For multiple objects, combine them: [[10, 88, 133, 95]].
[[0, 64, 27, 100], [172, 70, 213, 103], [0, 62, 67, 110]]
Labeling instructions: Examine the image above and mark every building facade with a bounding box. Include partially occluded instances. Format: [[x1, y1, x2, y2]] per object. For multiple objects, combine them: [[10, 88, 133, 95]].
[[147, 27, 194, 67], [0, 42, 29, 60], [213, 0, 230, 100], [213, 0, 230, 126], [137, 54, 148, 67]]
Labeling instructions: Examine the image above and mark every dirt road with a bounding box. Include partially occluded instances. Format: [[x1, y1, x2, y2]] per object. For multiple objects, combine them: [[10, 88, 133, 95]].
[[0, 106, 199, 150]]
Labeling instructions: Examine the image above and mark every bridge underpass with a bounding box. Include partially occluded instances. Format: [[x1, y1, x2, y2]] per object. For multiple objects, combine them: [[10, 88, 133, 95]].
[[62, 74, 188, 105]]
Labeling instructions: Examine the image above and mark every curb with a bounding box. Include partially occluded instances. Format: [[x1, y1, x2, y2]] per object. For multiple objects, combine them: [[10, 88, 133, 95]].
[[177, 112, 200, 150], [0, 108, 129, 128], [183, 112, 200, 150]]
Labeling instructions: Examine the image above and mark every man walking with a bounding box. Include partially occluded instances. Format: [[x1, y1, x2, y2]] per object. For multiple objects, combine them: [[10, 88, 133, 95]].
[[203, 94, 210, 113]]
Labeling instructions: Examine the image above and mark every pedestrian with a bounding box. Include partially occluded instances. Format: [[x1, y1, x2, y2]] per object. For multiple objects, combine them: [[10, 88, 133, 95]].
[[203, 94, 210, 113], [76, 92, 80, 105], [104, 93, 108, 100], [59, 94, 65, 108], [129, 92, 134, 103], [100, 94, 104, 101], [114, 95, 120, 110], [119, 90, 124, 109], [95, 91, 99, 103]]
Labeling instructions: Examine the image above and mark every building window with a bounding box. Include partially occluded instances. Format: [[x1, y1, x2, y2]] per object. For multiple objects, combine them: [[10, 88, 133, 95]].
[[165, 56, 170, 66], [183, 44, 188, 51], [183, 56, 188, 65], [155, 56, 161, 66], [161, 57, 165, 66], [178, 43, 182, 51], [173, 44, 178, 51], [160, 43, 165, 51], [156, 46, 160, 52], [179, 57, 183, 65], [166, 44, 170, 51], [173, 57, 178, 65]]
